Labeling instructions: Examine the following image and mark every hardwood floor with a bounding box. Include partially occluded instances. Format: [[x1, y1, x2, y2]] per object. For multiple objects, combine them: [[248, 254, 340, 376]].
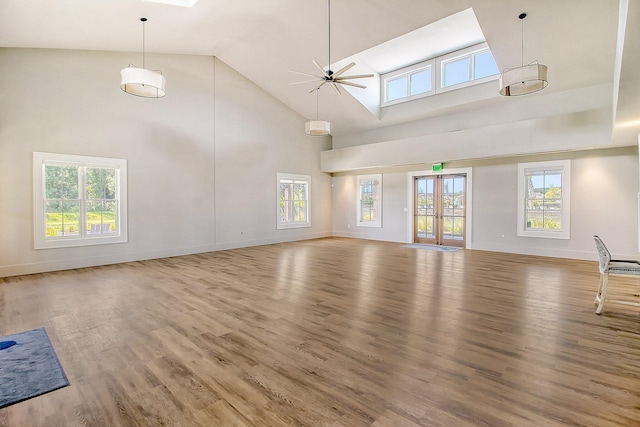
[[1, 237, 639, 426]]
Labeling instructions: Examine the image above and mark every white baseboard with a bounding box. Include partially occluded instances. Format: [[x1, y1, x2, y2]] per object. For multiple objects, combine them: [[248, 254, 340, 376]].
[[0, 232, 332, 278]]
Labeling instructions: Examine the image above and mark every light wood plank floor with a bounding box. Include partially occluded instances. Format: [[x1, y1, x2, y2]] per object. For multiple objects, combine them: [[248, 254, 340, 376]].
[[1, 237, 640, 426]]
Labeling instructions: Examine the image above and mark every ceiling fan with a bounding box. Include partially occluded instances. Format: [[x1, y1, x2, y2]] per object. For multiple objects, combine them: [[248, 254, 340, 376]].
[[291, 0, 374, 95]]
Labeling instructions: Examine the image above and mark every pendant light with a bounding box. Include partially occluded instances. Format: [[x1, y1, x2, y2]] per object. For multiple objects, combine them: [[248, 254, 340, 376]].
[[305, 90, 330, 136], [120, 18, 166, 98], [499, 13, 548, 96]]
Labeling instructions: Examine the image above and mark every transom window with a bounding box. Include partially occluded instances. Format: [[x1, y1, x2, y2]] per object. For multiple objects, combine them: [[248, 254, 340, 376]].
[[357, 174, 382, 228], [277, 173, 310, 229], [517, 160, 571, 239], [385, 66, 432, 103], [441, 48, 499, 89], [33, 152, 128, 249], [382, 43, 499, 106]]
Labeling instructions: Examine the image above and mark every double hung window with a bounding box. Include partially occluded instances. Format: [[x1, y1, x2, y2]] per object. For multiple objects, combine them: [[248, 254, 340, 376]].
[[357, 174, 382, 227], [517, 160, 571, 239], [33, 152, 127, 249], [277, 173, 310, 229]]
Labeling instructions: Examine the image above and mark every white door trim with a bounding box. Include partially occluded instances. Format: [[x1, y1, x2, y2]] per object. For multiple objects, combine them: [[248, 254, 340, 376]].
[[406, 167, 473, 247]]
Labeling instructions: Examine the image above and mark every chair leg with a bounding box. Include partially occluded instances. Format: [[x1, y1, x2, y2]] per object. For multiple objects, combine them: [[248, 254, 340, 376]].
[[594, 273, 604, 305], [596, 273, 608, 314]]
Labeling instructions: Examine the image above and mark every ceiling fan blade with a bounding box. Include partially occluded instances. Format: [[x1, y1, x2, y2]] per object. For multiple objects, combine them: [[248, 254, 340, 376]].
[[289, 79, 324, 85], [332, 62, 356, 78], [309, 81, 328, 93], [338, 80, 367, 89], [335, 73, 374, 80], [312, 60, 328, 76], [290, 69, 325, 79], [330, 82, 342, 95]]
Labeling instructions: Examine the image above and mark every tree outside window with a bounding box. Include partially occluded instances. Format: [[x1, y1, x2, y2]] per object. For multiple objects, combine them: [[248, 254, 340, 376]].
[[34, 152, 127, 249]]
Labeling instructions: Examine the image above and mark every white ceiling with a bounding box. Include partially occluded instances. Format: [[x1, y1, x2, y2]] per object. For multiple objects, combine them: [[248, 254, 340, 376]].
[[1, 0, 638, 140]]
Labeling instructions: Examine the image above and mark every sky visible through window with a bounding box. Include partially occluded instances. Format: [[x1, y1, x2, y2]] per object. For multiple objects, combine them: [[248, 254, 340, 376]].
[[530, 173, 561, 191], [444, 58, 471, 87], [474, 51, 499, 79], [388, 77, 407, 101], [410, 70, 431, 95]]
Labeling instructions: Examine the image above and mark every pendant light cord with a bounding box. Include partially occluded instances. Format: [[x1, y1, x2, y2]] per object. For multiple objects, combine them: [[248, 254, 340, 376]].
[[520, 15, 524, 67], [316, 90, 319, 120], [141, 17, 147, 70], [518, 13, 527, 67]]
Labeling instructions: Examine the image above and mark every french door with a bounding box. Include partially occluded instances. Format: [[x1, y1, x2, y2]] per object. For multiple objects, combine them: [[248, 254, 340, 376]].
[[414, 174, 466, 247]]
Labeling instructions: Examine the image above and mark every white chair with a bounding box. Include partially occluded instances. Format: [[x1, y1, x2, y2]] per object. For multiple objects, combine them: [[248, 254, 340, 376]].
[[593, 235, 640, 314]]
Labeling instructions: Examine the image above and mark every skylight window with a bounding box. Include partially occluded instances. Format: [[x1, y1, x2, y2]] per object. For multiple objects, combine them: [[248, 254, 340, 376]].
[[443, 57, 471, 87], [474, 51, 500, 79], [441, 47, 499, 89], [384, 65, 433, 103], [321, 8, 499, 118], [143, 0, 199, 7], [382, 43, 499, 105]]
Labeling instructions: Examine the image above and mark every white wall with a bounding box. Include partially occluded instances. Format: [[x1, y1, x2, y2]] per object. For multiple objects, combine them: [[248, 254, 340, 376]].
[[331, 148, 639, 260], [470, 149, 638, 259], [332, 172, 408, 243], [0, 48, 331, 277]]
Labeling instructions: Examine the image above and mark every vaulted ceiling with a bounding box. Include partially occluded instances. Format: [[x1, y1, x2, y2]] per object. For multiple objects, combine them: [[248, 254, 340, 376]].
[[1, 0, 638, 143]]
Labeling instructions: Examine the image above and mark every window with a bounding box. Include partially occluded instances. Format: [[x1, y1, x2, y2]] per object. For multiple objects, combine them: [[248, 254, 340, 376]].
[[357, 174, 382, 227], [442, 56, 471, 87], [33, 152, 128, 249], [473, 50, 499, 79], [441, 47, 499, 89], [277, 173, 310, 229], [382, 43, 499, 105], [387, 76, 408, 102], [384, 66, 433, 104], [410, 69, 432, 95], [517, 160, 571, 239]]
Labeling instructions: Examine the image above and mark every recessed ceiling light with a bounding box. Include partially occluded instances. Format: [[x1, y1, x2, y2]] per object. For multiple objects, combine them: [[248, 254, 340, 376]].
[[143, 0, 199, 7]]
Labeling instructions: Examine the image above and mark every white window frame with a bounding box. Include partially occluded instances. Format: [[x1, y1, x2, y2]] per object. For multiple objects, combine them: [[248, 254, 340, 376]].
[[381, 43, 499, 106], [437, 43, 500, 93], [277, 173, 311, 230], [517, 160, 571, 239], [382, 63, 435, 106], [357, 174, 382, 228], [33, 152, 128, 249]]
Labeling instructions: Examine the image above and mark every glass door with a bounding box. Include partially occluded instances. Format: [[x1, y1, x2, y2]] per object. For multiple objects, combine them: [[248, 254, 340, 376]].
[[414, 174, 466, 247], [414, 176, 437, 244]]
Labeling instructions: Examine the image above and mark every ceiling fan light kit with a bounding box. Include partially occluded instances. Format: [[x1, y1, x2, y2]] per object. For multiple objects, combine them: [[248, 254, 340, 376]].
[[499, 13, 548, 96], [120, 18, 166, 98]]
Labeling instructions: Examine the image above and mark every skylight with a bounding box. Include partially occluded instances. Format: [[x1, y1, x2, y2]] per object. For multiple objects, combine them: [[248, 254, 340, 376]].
[[330, 8, 492, 117], [143, 0, 199, 7], [338, 7, 486, 79]]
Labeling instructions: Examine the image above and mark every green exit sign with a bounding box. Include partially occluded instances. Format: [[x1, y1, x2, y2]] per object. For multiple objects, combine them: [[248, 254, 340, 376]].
[[432, 162, 443, 172]]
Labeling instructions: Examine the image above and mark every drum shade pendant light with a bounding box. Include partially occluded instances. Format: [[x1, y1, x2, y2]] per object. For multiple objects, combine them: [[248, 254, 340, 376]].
[[305, 90, 330, 136], [120, 18, 166, 98], [499, 13, 548, 96]]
